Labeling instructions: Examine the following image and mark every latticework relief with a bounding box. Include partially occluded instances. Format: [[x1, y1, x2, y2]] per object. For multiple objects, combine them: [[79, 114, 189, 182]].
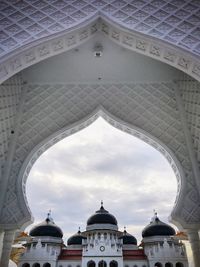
[[0, 0, 200, 58], [0, 74, 23, 181], [179, 76, 200, 164], [1, 82, 200, 227]]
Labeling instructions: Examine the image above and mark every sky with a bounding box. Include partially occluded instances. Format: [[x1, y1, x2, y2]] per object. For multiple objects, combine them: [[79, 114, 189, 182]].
[[26, 117, 178, 244]]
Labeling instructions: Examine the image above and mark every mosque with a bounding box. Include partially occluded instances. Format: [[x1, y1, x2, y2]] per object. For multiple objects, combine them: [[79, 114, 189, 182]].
[[18, 203, 188, 267]]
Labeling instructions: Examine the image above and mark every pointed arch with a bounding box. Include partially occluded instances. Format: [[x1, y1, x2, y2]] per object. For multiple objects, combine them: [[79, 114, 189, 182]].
[[99, 261, 107, 267], [87, 261, 96, 267], [110, 260, 118, 267], [17, 107, 185, 228]]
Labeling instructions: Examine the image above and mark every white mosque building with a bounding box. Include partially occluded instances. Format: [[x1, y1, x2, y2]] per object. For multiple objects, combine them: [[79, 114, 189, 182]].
[[18, 203, 188, 267]]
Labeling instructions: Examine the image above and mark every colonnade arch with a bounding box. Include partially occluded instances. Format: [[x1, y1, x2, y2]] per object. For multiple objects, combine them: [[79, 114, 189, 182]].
[[87, 260, 119, 267], [88, 261, 96, 267], [0, 5, 200, 267]]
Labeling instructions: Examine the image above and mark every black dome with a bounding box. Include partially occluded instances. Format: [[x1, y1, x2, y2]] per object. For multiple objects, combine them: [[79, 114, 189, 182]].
[[142, 213, 175, 238], [119, 229, 137, 245], [67, 230, 86, 246], [87, 203, 117, 226], [30, 215, 63, 238]]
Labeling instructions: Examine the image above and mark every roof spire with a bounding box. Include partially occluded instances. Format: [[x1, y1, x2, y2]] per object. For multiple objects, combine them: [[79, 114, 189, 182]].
[[101, 200, 103, 207], [46, 210, 51, 223], [78, 227, 81, 234], [124, 226, 127, 234], [150, 209, 159, 223], [153, 209, 157, 216], [46, 209, 54, 224], [47, 209, 51, 219]]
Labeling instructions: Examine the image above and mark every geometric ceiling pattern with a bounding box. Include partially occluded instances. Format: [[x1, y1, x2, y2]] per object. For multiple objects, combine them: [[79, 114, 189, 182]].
[[1, 0, 200, 58]]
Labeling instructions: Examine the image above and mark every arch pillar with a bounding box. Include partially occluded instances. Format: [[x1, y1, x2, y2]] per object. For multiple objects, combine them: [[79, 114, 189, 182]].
[[0, 229, 16, 267], [187, 229, 200, 267], [0, 230, 4, 263]]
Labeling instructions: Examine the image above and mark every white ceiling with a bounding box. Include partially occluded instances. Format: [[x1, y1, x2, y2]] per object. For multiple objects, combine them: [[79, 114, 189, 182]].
[[22, 34, 182, 83], [1, 0, 200, 58]]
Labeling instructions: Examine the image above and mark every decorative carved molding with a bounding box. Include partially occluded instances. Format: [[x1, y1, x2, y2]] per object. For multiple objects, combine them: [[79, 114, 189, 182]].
[[1, 0, 200, 59], [0, 18, 200, 85]]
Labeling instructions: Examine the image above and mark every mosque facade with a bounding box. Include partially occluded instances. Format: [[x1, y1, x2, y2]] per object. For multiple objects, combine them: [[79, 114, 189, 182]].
[[18, 204, 188, 267]]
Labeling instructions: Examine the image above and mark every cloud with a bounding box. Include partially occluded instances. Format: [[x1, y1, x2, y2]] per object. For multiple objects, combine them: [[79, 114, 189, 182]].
[[27, 118, 177, 242]]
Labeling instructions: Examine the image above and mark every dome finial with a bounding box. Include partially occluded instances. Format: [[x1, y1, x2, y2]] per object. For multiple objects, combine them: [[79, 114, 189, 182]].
[[46, 209, 54, 224], [153, 209, 157, 216], [46, 210, 51, 223], [78, 227, 81, 234], [150, 209, 159, 223], [124, 226, 127, 234], [101, 200, 103, 207], [47, 209, 51, 219]]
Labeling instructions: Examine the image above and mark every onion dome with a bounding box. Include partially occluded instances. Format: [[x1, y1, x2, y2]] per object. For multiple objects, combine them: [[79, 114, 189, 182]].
[[87, 201, 118, 226], [142, 212, 176, 238], [67, 228, 86, 246], [29, 212, 63, 238], [119, 227, 137, 245]]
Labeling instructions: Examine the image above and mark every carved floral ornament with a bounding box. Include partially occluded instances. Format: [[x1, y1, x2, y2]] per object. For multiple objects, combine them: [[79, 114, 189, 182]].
[[0, 17, 200, 84]]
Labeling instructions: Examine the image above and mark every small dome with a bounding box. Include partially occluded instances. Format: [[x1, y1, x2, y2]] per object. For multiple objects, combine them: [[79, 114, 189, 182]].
[[29, 213, 63, 238], [87, 202, 118, 226], [67, 230, 86, 246], [119, 228, 137, 245], [142, 213, 175, 238]]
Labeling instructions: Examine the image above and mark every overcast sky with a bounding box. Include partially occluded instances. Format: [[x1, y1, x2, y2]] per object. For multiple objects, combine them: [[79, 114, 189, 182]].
[[26, 117, 178, 244]]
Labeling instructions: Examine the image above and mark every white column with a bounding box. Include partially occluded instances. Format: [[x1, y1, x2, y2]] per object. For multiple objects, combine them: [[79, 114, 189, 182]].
[[0, 230, 5, 262], [0, 229, 16, 267], [187, 229, 200, 267]]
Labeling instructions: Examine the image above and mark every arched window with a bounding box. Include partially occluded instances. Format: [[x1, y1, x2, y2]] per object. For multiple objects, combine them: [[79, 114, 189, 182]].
[[99, 261, 107, 267], [88, 261, 95, 267], [133, 265, 138, 267], [43, 264, 51, 267], [22, 264, 30, 267], [176, 263, 184, 267], [33, 264, 40, 267], [165, 263, 173, 267], [155, 263, 162, 267], [142, 265, 147, 267], [110, 260, 118, 267]]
